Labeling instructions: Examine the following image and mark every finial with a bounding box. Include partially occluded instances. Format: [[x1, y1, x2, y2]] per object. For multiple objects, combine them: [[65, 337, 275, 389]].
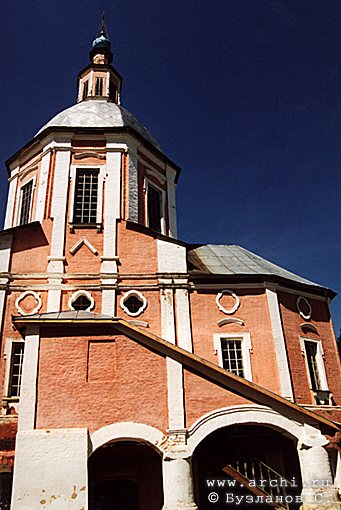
[[89, 13, 113, 65], [100, 12, 107, 38]]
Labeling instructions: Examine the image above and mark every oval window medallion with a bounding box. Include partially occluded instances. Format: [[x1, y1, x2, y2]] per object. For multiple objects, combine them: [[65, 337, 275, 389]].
[[68, 290, 94, 311], [296, 296, 312, 320], [15, 291, 42, 316], [216, 289, 240, 315], [120, 290, 147, 317]]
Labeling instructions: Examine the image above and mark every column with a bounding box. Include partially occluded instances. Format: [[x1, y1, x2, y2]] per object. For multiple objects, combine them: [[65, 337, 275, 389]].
[[162, 456, 198, 510], [298, 431, 340, 509]]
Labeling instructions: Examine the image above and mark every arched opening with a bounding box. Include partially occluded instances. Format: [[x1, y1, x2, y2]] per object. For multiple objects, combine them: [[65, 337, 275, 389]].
[[192, 424, 302, 510], [88, 440, 163, 510]]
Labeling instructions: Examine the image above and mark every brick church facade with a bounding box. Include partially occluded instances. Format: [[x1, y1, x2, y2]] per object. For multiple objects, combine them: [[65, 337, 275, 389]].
[[0, 22, 341, 510]]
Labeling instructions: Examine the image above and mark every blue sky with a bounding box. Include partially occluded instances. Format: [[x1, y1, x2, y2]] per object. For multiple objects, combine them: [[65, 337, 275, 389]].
[[1, 1, 341, 334]]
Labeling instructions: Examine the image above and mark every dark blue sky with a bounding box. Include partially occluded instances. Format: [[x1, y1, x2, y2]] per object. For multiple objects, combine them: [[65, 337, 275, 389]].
[[1, 1, 341, 334]]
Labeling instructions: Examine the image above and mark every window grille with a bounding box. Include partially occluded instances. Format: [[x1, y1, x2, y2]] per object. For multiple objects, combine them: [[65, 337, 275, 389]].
[[9, 342, 25, 397], [95, 77, 103, 96], [305, 341, 322, 391], [221, 338, 244, 377], [83, 80, 89, 99], [19, 181, 33, 225], [73, 169, 99, 224], [147, 185, 162, 232]]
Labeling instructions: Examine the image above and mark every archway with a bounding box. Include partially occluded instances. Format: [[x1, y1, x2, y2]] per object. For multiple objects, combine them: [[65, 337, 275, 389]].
[[88, 441, 163, 510], [192, 424, 302, 510]]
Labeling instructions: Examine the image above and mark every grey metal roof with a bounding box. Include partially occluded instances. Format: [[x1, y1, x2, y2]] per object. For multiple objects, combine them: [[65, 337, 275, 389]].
[[188, 244, 323, 288], [13, 310, 115, 321], [35, 99, 163, 151]]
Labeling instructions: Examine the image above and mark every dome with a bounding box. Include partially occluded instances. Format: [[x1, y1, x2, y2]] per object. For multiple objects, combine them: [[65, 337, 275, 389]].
[[35, 99, 163, 152], [92, 34, 111, 49]]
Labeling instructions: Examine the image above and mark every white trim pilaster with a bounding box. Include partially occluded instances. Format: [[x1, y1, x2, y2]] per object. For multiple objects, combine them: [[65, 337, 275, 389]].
[[35, 150, 51, 222], [4, 166, 19, 229], [266, 286, 294, 401], [18, 325, 40, 431], [127, 145, 138, 222], [166, 166, 177, 239], [175, 287, 193, 352]]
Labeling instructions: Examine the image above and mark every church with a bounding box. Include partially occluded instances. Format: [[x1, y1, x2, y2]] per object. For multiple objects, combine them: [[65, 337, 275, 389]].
[[0, 21, 341, 510]]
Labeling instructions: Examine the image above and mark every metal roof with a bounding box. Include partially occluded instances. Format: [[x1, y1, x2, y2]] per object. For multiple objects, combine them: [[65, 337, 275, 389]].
[[188, 244, 324, 289], [13, 310, 115, 321], [35, 99, 163, 152]]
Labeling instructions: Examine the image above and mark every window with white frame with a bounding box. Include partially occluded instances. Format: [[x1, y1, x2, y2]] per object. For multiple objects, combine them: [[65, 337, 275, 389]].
[[19, 180, 33, 225], [73, 168, 99, 224], [213, 333, 252, 381], [146, 181, 164, 233], [3, 341, 25, 399], [300, 337, 329, 393]]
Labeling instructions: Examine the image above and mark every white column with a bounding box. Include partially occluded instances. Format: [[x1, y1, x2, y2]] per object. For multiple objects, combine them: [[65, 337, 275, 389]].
[[298, 430, 340, 508], [4, 166, 19, 229], [18, 325, 40, 431], [166, 166, 177, 239], [175, 286, 193, 352], [35, 149, 51, 223], [0, 234, 12, 336], [162, 456, 198, 510], [101, 146, 121, 315], [11, 428, 88, 510], [266, 286, 294, 400]]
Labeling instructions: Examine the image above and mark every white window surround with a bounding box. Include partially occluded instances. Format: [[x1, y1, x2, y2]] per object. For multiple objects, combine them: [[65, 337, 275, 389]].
[[68, 290, 95, 312], [15, 176, 36, 226], [3, 338, 25, 401], [68, 164, 105, 228], [299, 337, 329, 391], [213, 332, 252, 381], [216, 289, 240, 315], [15, 291, 42, 316], [144, 178, 166, 235], [120, 290, 147, 317]]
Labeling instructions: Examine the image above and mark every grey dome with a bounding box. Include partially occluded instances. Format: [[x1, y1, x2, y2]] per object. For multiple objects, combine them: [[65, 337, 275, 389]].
[[35, 99, 163, 151]]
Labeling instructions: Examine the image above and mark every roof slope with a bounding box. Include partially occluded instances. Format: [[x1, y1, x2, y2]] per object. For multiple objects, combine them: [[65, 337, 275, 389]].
[[188, 244, 325, 289], [35, 99, 163, 152]]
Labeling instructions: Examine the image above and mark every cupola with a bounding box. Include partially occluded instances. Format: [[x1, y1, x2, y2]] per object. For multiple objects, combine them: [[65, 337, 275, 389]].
[[77, 15, 122, 104]]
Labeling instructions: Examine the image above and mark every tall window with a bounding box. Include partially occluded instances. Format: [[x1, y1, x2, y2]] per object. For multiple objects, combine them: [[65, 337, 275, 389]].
[[19, 181, 33, 225], [221, 338, 244, 377], [73, 169, 99, 224], [304, 340, 322, 391], [214, 333, 252, 381], [9, 342, 25, 397], [83, 80, 89, 99], [147, 184, 162, 232], [95, 77, 103, 96]]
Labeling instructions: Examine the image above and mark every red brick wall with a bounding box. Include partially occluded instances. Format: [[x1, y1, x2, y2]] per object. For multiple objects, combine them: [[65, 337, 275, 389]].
[[36, 328, 168, 433]]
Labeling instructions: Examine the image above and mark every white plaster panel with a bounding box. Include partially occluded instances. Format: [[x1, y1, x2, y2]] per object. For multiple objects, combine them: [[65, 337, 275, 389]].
[[175, 288, 193, 352], [167, 358, 185, 430], [49, 149, 71, 261], [266, 287, 294, 401], [157, 240, 187, 274], [35, 151, 51, 223], [160, 288, 176, 345], [90, 421, 164, 454], [11, 428, 88, 510], [18, 327, 40, 431], [0, 234, 12, 272], [102, 288, 116, 316], [4, 168, 18, 229], [166, 167, 177, 239]]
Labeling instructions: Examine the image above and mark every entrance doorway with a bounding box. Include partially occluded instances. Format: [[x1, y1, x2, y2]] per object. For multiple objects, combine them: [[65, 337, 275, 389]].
[[89, 441, 163, 510]]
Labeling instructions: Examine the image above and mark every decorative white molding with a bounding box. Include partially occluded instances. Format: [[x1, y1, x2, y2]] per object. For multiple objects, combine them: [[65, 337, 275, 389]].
[[69, 237, 98, 256], [217, 317, 245, 327], [4, 166, 19, 229], [120, 290, 147, 317], [300, 322, 319, 334], [299, 336, 329, 391], [90, 422, 165, 455], [15, 291, 42, 316], [145, 166, 166, 184], [175, 288, 193, 352], [18, 325, 40, 431], [166, 166, 178, 239], [68, 290, 95, 312], [74, 152, 105, 160], [35, 150, 51, 223], [187, 405, 306, 454], [296, 296, 312, 320], [216, 289, 240, 315]]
